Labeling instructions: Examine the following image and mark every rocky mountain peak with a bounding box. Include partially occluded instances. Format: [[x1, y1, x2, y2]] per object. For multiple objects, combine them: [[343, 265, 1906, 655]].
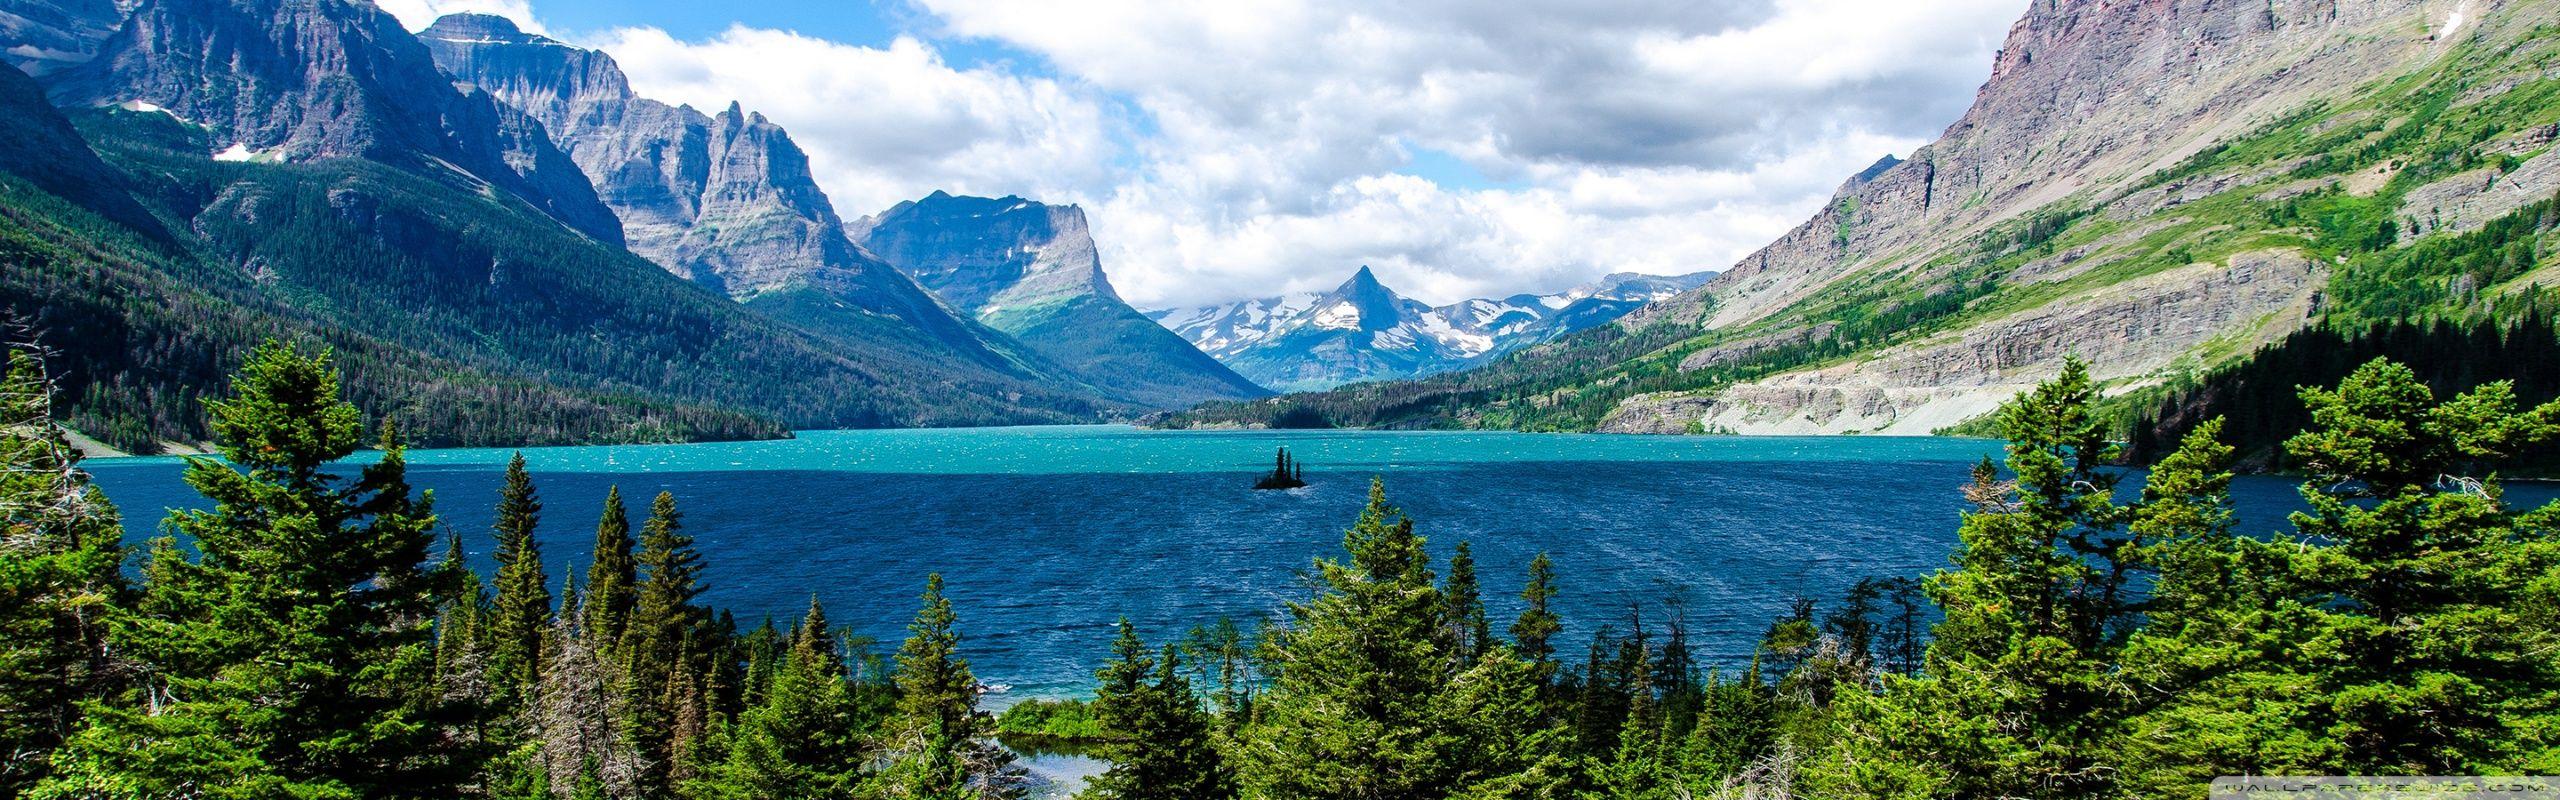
[[854, 192, 1118, 313], [417, 12, 544, 45], [44, 0, 621, 243]]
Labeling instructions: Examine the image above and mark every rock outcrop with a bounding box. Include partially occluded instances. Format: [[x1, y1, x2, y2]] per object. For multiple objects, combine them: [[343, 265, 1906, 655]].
[[1612, 250, 2327, 435], [0, 0, 123, 76], [855, 191, 1269, 406], [47, 0, 623, 243], [419, 13, 1045, 380]]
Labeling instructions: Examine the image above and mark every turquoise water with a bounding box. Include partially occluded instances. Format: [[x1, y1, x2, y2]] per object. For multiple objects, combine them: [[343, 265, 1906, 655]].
[[85, 425, 2492, 699]]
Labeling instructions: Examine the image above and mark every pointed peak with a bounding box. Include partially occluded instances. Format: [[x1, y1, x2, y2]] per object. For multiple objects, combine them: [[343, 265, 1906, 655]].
[[724, 100, 744, 116], [1342, 265, 1386, 292]]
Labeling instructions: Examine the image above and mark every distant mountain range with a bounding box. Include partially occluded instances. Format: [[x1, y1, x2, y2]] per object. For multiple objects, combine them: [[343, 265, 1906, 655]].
[[1150, 267, 1710, 391]]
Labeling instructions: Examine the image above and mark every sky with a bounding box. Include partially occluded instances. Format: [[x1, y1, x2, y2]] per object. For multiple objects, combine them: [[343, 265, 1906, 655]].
[[375, 0, 2027, 308]]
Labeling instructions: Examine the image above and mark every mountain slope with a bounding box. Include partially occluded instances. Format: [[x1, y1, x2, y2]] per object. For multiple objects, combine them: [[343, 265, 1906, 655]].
[[1151, 267, 1711, 392], [48, 0, 624, 244], [1165, 0, 2560, 434], [0, 1, 1122, 452], [417, 14, 1079, 390], [0, 0, 121, 76], [854, 191, 1268, 407]]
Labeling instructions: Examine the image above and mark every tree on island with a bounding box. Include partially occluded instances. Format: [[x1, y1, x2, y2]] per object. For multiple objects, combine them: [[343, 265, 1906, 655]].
[[1255, 447, 1309, 490]]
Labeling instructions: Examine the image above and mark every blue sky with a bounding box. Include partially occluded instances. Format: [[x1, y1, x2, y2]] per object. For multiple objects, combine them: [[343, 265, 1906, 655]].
[[382, 0, 2026, 307]]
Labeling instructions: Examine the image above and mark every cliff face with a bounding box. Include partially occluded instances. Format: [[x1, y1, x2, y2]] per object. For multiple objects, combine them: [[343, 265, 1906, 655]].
[[0, 0, 124, 76], [418, 13, 1050, 380], [855, 192, 1270, 406], [420, 14, 863, 296], [47, 0, 623, 243], [1584, 0, 2549, 435], [1652, 0, 2449, 332]]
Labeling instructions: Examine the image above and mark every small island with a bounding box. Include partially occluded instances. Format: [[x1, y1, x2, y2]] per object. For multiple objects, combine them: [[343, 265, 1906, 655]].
[[1254, 446, 1309, 490]]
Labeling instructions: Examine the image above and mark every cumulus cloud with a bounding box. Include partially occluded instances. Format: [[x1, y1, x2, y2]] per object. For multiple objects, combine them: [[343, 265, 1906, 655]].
[[579, 26, 1120, 221], [912, 0, 2024, 306], [402, 0, 2027, 307]]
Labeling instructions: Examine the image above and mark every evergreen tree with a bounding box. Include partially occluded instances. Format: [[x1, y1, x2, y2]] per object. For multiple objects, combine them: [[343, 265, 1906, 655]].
[[534, 585, 647, 799], [583, 486, 637, 650], [691, 598, 863, 800], [1241, 479, 1457, 799], [1435, 645, 1579, 799], [621, 490, 708, 785], [1510, 552, 1563, 684], [1443, 541, 1491, 666], [1805, 358, 2145, 799], [0, 347, 128, 795], [882, 574, 1022, 800], [2114, 361, 2560, 791], [1083, 619, 1236, 800], [490, 452, 552, 696], [34, 342, 459, 799]]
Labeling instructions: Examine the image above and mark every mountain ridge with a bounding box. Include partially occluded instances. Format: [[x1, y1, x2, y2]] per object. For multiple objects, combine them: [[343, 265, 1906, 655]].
[[1150, 266, 1712, 392], [854, 191, 1269, 407]]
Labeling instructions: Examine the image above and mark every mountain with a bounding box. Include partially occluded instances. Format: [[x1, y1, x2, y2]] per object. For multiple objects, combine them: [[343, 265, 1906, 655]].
[[0, 0, 1123, 453], [416, 13, 1072, 389], [852, 191, 1268, 407], [47, 0, 624, 243], [1151, 267, 1711, 392], [0, 0, 122, 76], [1163, 0, 2560, 435]]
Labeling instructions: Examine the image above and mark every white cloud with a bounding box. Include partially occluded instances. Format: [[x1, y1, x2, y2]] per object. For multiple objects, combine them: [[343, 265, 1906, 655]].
[[579, 26, 1120, 223], [375, 0, 545, 33], [908, 0, 2024, 306], [455, 0, 2027, 308]]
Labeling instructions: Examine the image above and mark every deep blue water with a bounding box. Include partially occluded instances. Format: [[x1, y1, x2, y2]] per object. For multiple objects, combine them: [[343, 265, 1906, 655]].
[[79, 426, 2556, 701]]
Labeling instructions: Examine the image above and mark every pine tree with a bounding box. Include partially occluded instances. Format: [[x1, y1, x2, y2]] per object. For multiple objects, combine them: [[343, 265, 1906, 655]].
[[1805, 358, 2145, 799], [490, 452, 553, 696], [1510, 552, 1563, 684], [621, 490, 708, 786], [691, 598, 863, 800], [34, 342, 459, 799], [1443, 541, 1491, 666], [584, 486, 637, 650], [1241, 479, 1457, 799], [0, 347, 128, 795], [1084, 620, 1235, 800], [881, 574, 1022, 800]]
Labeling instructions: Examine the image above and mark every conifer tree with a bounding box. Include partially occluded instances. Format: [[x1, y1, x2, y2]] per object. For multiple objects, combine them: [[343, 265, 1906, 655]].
[[535, 583, 647, 799], [2115, 361, 2560, 789], [881, 574, 1022, 800], [1242, 479, 1457, 799], [34, 342, 459, 799], [621, 490, 708, 783], [692, 597, 863, 800], [490, 452, 552, 695], [0, 347, 127, 795], [584, 486, 637, 649], [1511, 552, 1563, 684], [1443, 541, 1491, 666], [1806, 358, 2145, 799], [1084, 619, 1234, 800]]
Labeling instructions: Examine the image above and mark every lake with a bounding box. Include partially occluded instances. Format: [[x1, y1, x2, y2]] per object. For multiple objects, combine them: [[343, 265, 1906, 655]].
[[80, 425, 2546, 697]]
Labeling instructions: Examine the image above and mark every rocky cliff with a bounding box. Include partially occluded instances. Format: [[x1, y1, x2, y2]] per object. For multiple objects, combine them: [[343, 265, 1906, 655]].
[[47, 0, 623, 243], [418, 13, 1077, 384], [0, 0, 123, 76], [855, 191, 1268, 406]]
